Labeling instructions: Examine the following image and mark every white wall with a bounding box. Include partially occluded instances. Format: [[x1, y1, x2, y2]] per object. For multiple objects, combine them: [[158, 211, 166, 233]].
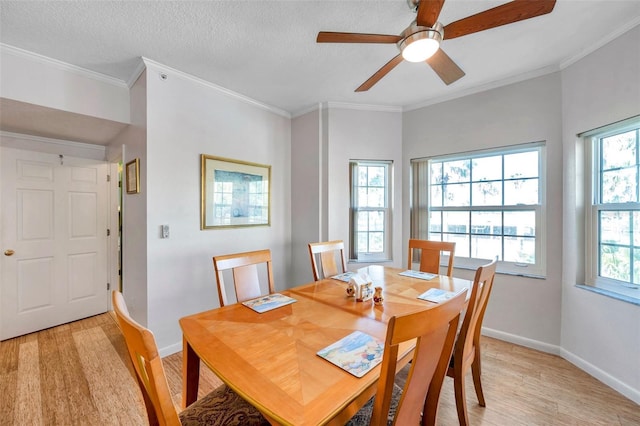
[[326, 105, 404, 270], [561, 25, 640, 403], [290, 105, 404, 283], [142, 61, 292, 352], [0, 44, 129, 124], [403, 73, 564, 349], [110, 71, 149, 326], [291, 109, 322, 284]]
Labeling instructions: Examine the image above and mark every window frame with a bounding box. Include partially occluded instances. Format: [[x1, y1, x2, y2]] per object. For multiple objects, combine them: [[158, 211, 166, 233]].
[[349, 160, 393, 262], [584, 117, 640, 296], [411, 142, 547, 277]]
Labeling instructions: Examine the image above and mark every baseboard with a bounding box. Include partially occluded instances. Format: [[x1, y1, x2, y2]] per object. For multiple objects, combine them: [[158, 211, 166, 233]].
[[159, 341, 182, 358], [482, 327, 640, 404], [560, 348, 640, 405], [481, 327, 561, 355]]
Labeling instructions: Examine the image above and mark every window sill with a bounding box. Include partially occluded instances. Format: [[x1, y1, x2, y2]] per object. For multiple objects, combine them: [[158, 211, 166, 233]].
[[576, 283, 640, 306]]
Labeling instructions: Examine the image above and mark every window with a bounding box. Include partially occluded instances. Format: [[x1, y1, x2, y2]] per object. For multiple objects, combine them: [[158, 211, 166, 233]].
[[586, 117, 640, 294], [350, 160, 392, 262], [411, 143, 545, 276]]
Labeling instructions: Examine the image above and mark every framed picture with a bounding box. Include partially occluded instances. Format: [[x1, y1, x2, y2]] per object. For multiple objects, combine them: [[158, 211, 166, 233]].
[[126, 158, 140, 194], [201, 155, 271, 229]]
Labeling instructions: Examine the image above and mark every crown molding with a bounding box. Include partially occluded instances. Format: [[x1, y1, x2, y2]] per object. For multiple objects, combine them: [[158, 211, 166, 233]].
[[126, 58, 147, 89], [292, 101, 403, 118], [141, 57, 291, 119], [0, 43, 128, 89], [560, 17, 640, 69], [323, 102, 402, 113]]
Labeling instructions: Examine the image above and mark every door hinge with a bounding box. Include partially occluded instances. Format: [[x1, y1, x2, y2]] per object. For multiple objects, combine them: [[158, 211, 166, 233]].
[[107, 174, 111, 182], [107, 229, 111, 236], [107, 283, 111, 290]]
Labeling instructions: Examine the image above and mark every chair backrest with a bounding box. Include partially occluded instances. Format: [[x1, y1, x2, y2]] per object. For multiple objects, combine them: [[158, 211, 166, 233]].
[[407, 239, 456, 277], [308, 240, 347, 281], [370, 289, 467, 426], [112, 291, 180, 426], [213, 249, 275, 307], [454, 258, 497, 368]]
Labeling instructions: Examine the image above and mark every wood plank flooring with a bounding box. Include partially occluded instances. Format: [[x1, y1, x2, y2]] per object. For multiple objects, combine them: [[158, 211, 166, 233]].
[[0, 313, 637, 425]]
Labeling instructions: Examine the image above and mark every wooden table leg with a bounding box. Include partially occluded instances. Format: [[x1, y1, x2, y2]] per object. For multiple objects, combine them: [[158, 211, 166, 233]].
[[182, 336, 200, 409]]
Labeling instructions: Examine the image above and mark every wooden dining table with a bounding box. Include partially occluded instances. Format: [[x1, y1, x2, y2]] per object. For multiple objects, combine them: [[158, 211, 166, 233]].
[[179, 265, 472, 426]]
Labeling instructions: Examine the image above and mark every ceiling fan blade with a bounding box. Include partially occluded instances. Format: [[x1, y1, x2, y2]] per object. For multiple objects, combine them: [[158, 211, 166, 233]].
[[356, 54, 404, 92], [443, 0, 556, 40], [317, 32, 402, 44], [416, 0, 446, 27], [426, 48, 465, 85]]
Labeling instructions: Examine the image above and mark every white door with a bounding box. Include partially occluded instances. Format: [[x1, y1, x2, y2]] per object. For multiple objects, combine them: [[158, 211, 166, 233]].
[[1, 148, 109, 340]]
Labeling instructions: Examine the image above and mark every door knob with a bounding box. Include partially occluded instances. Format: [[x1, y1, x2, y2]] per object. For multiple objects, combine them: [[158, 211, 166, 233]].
[[4, 249, 15, 256]]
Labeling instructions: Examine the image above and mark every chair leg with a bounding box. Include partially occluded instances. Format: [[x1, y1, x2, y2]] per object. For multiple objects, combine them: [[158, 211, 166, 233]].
[[423, 375, 442, 426], [453, 371, 470, 426], [471, 357, 486, 407]]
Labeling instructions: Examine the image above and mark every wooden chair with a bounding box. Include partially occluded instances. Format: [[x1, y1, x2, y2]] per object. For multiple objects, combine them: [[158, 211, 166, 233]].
[[213, 249, 275, 307], [111, 291, 268, 426], [308, 240, 347, 281], [407, 239, 456, 277], [424, 258, 498, 426], [346, 288, 468, 426]]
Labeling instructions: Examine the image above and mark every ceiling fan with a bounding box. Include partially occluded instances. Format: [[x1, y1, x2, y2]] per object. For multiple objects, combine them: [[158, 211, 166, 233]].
[[316, 0, 557, 92]]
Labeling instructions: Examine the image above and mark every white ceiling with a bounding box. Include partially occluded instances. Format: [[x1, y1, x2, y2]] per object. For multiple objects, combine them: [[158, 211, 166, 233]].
[[1, 0, 640, 117]]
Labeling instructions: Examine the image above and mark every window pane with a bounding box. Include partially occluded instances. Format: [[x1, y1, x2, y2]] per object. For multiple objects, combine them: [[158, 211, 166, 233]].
[[430, 162, 443, 185], [600, 244, 630, 282], [504, 236, 535, 263], [367, 187, 385, 207], [634, 249, 640, 285], [600, 211, 630, 245], [471, 181, 502, 206], [357, 212, 369, 231], [443, 160, 470, 183], [602, 130, 636, 170], [471, 212, 502, 235], [504, 178, 539, 205], [428, 232, 442, 241], [358, 167, 368, 186], [443, 211, 468, 234], [368, 211, 384, 232], [429, 211, 442, 233], [472, 156, 502, 181], [357, 232, 368, 253], [358, 188, 368, 206], [504, 211, 536, 236], [430, 185, 442, 207], [601, 168, 637, 203], [634, 211, 640, 246], [368, 232, 384, 252], [368, 167, 385, 186], [446, 234, 469, 257], [470, 235, 501, 260], [443, 183, 470, 206], [504, 151, 538, 179]]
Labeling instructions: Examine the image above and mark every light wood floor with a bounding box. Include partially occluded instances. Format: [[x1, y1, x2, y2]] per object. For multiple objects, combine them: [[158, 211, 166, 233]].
[[0, 313, 637, 425]]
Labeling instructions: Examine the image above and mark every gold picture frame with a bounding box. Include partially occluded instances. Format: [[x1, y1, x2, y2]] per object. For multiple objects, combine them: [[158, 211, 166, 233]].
[[126, 158, 140, 194], [201, 155, 271, 229]]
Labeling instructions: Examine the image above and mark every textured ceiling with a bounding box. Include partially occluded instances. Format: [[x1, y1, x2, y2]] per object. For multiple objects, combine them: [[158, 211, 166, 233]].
[[1, 0, 640, 116]]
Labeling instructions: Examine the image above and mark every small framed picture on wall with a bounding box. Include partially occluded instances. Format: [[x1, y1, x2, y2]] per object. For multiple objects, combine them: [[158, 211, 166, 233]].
[[126, 158, 140, 194]]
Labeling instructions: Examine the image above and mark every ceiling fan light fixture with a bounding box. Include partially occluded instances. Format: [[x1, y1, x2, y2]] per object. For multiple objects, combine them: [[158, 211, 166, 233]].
[[399, 22, 443, 62]]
